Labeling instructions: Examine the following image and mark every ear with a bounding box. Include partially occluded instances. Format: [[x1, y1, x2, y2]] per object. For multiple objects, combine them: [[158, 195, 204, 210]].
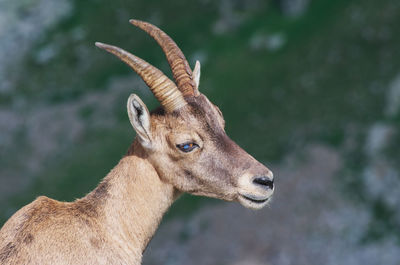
[[193, 60, 201, 90], [127, 94, 152, 148]]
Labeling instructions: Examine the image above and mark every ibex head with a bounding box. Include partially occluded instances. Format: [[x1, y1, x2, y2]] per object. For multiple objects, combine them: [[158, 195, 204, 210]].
[[96, 20, 274, 209]]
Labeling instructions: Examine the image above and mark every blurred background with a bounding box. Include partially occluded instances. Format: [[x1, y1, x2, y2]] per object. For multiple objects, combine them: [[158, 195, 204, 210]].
[[1, 0, 400, 264]]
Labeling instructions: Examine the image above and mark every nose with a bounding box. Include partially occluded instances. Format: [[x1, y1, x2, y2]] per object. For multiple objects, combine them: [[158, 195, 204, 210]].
[[253, 176, 274, 190]]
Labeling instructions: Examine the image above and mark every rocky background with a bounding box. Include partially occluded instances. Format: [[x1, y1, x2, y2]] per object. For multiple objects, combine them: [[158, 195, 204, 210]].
[[1, 0, 400, 264]]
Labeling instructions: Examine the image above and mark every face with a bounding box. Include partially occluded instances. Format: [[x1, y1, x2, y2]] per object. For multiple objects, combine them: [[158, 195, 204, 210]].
[[139, 94, 274, 210]]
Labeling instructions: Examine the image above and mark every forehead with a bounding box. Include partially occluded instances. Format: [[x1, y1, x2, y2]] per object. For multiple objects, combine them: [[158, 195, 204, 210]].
[[151, 94, 223, 133], [182, 95, 223, 131], [186, 95, 217, 117]]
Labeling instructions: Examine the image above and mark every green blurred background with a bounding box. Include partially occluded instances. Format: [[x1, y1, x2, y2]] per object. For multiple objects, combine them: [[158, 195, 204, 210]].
[[1, 0, 400, 264]]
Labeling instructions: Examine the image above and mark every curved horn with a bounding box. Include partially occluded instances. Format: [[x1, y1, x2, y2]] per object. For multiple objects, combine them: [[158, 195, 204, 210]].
[[95, 42, 186, 112], [129, 19, 199, 97]]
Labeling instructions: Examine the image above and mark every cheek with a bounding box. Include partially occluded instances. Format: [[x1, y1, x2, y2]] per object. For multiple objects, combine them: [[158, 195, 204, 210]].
[[149, 153, 193, 185], [149, 154, 176, 179], [193, 155, 237, 187]]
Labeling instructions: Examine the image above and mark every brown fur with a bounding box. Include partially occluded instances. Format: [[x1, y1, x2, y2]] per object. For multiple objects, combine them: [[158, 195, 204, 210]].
[[0, 37, 274, 265], [1, 147, 176, 264], [0, 94, 273, 265]]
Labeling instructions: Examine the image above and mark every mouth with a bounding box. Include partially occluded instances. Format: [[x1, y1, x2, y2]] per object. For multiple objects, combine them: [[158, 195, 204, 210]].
[[238, 193, 271, 210], [240, 194, 269, 204]]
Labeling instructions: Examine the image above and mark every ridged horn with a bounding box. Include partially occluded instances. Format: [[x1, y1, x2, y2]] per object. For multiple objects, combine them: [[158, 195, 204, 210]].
[[95, 42, 187, 112], [129, 19, 199, 97]]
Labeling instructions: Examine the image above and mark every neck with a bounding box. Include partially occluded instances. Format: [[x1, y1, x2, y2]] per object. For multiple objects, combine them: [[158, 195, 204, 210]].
[[79, 141, 176, 261]]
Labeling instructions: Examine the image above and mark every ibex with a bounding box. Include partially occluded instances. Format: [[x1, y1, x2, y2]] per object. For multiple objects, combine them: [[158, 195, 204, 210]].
[[0, 20, 274, 265]]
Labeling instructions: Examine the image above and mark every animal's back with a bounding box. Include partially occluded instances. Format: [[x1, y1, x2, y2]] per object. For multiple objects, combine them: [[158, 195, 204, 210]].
[[0, 196, 127, 265]]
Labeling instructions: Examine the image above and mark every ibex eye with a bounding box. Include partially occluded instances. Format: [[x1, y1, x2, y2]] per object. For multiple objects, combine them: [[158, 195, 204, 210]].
[[176, 142, 199, 153]]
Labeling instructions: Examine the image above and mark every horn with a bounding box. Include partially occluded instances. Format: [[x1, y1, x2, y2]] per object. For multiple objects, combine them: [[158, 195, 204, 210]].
[[95, 42, 186, 112], [129, 19, 199, 97]]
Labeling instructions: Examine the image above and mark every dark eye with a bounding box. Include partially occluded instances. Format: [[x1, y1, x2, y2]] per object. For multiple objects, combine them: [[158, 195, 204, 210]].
[[176, 142, 199, 153]]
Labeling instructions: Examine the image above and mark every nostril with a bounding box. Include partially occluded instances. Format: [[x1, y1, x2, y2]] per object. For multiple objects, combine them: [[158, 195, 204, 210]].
[[253, 176, 274, 190]]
